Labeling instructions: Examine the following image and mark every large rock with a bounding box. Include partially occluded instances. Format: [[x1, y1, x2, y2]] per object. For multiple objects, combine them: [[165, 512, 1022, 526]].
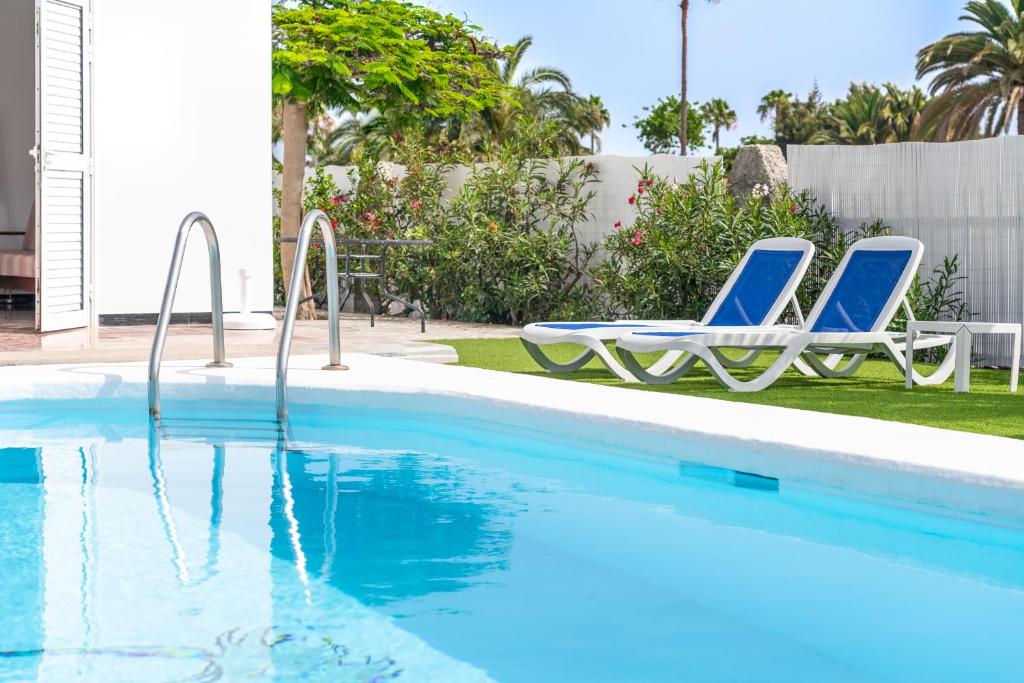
[[729, 145, 788, 202]]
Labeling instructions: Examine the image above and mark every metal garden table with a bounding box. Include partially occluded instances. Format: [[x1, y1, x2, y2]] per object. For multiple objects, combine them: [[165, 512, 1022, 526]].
[[290, 235, 432, 333]]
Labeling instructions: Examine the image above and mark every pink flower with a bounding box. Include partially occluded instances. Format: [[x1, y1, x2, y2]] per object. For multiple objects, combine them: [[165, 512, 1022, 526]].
[[410, 200, 422, 210], [330, 194, 349, 205], [330, 219, 338, 229], [645, 178, 654, 187], [594, 276, 603, 285], [363, 211, 375, 221], [614, 220, 622, 230], [631, 230, 643, 246], [789, 203, 798, 214], [637, 187, 645, 196], [628, 195, 636, 206]]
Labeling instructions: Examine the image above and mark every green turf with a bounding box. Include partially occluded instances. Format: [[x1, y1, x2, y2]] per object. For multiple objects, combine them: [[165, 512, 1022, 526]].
[[437, 337, 1024, 440]]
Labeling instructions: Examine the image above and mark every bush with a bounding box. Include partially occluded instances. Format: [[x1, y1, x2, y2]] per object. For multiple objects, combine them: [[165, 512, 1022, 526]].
[[406, 152, 601, 324], [278, 156, 967, 333], [594, 161, 968, 326], [286, 143, 600, 325], [595, 161, 820, 321]]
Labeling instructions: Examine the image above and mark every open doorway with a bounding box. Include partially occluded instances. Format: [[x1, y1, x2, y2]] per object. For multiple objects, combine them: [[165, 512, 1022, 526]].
[[0, 0, 92, 336], [0, 0, 37, 332]]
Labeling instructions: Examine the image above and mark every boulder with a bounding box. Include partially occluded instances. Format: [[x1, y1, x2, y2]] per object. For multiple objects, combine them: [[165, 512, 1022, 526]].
[[728, 145, 788, 202]]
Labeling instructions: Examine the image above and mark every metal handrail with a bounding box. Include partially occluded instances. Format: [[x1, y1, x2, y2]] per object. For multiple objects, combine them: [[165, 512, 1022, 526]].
[[148, 211, 231, 418], [276, 209, 344, 421]]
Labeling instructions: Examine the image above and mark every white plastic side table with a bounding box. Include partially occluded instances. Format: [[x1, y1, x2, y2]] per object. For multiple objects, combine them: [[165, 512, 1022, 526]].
[[905, 321, 1021, 393]]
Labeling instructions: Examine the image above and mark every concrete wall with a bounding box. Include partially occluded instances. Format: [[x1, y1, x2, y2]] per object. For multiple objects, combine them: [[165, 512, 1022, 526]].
[[789, 138, 1024, 366], [92, 0, 272, 316], [0, 0, 36, 249]]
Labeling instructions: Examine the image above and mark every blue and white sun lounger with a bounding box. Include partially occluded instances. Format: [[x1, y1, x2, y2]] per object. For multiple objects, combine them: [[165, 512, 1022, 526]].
[[520, 237, 815, 381], [616, 236, 956, 391]]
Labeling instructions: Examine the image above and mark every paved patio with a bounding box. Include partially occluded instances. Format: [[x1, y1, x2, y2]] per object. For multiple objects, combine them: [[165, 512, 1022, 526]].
[[0, 310, 519, 366]]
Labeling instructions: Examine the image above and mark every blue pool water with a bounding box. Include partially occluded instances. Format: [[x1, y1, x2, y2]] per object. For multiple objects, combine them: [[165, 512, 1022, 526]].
[[1, 398, 1023, 682]]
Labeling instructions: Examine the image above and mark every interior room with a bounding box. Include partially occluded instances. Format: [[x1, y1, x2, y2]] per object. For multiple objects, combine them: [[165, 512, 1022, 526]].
[[0, 0, 37, 331]]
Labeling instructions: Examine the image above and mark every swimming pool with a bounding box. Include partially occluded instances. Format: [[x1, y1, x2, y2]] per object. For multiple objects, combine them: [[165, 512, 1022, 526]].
[[2, 392, 1023, 683]]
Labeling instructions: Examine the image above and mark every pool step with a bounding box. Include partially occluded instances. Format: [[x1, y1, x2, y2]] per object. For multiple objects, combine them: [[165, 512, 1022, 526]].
[[154, 416, 284, 445]]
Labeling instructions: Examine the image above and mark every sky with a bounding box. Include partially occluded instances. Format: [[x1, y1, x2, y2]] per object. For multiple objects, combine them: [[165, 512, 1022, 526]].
[[424, 0, 970, 155]]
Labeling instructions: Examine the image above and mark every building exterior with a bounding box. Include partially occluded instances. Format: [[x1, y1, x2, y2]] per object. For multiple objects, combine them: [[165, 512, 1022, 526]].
[[0, 0, 271, 332]]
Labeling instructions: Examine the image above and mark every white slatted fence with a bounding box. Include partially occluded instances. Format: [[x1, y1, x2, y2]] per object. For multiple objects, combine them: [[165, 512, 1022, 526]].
[[789, 139, 1024, 367]]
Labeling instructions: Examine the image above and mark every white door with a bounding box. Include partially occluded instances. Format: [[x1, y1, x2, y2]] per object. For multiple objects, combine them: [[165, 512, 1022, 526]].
[[34, 0, 91, 332]]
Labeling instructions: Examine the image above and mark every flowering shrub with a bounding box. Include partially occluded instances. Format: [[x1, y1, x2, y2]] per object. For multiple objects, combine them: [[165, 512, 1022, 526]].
[[404, 152, 601, 324], [594, 161, 817, 321], [285, 145, 601, 324], [594, 160, 968, 327], [280, 155, 966, 333]]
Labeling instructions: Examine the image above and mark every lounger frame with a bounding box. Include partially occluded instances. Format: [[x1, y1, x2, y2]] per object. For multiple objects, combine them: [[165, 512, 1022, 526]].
[[520, 237, 815, 381], [617, 236, 957, 391]]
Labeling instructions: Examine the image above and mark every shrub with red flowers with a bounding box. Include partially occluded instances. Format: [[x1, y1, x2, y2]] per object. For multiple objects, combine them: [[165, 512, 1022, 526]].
[[593, 161, 968, 326], [408, 151, 601, 324], [282, 146, 449, 307], [280, 141, 601, 324], [595, 161, 862, 321]]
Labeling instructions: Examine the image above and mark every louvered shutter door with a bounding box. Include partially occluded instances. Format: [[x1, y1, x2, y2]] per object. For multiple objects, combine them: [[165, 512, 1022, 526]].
[[36, 0, 91, 332]]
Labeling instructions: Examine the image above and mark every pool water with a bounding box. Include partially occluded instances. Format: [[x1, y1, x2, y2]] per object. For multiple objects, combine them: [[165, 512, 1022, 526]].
[[1, 398, 1023, 682]]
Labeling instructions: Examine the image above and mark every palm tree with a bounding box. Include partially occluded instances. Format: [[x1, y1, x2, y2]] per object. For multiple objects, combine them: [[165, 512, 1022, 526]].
[[809, 83, 928, 145], [458, 35, 605, 157], [810, 85, 889, 144], [464, 35, 575, 151], [701, 98, 737, 153], [757, 89, 793, 131], [916, 0, 1024, 140], [679, 0, 721, 156], [881, 83, 928, 140]]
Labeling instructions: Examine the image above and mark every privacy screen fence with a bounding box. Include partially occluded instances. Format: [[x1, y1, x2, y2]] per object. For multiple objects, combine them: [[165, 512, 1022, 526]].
[[789, 138, 1024, 367]]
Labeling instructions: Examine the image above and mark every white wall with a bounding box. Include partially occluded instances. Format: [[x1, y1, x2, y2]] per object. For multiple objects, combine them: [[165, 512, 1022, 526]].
[[92, 0, 271, 316], [789, 139, 1024, 367], [0, 0, 35, 246]]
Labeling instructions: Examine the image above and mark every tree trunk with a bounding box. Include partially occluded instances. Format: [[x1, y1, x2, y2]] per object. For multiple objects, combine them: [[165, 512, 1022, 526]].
[[280, 100, 316, 320], [679, 0, 689, 156]]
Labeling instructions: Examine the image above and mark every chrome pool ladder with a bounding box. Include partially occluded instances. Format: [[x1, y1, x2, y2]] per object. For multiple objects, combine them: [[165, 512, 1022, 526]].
[[276, 209, 345, 421], [148, 211, 232, 418]]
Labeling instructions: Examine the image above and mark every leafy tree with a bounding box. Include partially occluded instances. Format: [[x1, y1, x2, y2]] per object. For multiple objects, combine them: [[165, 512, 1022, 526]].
[[701, 98, 737, 153], [633, 95, 706, 154], [271, 0, 507, 315], [764, 86, 834, 151], [916, 0, 1024, 139]]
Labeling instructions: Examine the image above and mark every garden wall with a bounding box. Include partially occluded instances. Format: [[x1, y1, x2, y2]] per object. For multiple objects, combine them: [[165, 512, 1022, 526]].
[[282, 154, 715, 245], [789, 138, 1024, 367]]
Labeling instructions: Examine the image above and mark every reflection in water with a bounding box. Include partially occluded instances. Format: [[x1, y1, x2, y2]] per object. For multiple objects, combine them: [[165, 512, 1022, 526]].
[[269, 445, 513, 606], [0, 429, 509, 681], [7, 402, 1022, 682], [0, 448, 44, 682], [147, 424, 191, 585]]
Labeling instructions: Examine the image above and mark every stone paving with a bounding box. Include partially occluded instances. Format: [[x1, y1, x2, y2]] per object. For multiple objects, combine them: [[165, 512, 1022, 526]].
[[0, 310, 519, 366]]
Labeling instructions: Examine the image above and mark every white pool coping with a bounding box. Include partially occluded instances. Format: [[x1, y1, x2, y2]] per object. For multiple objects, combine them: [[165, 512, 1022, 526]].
[[1, 354, 1022, 516]]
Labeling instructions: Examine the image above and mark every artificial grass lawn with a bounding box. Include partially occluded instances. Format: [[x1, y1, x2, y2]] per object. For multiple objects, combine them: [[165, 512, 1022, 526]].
[[438, 337, 1024, 440]]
